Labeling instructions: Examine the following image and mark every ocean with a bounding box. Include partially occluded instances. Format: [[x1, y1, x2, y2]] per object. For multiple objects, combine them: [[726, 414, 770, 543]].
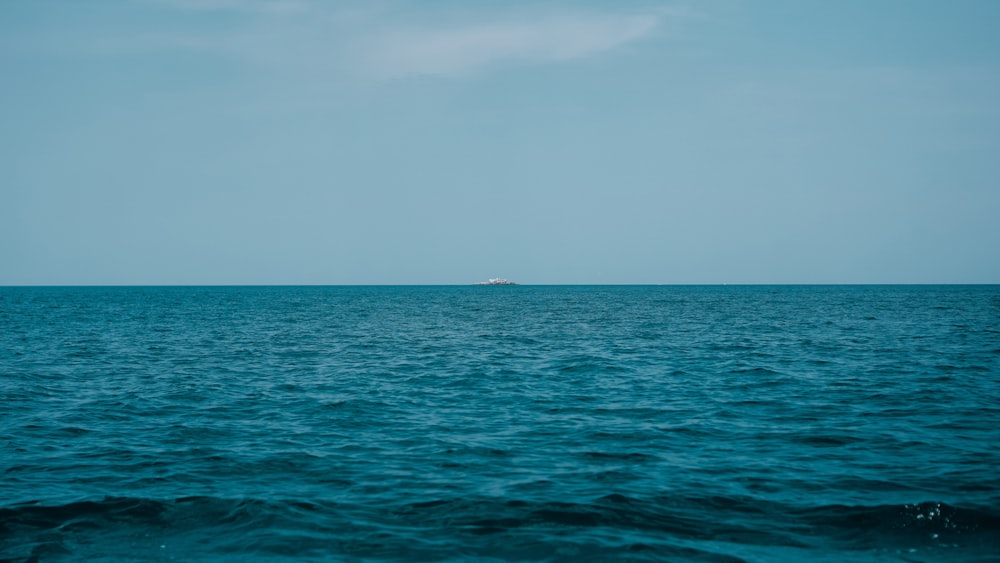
[[2, 285, 998, 562]]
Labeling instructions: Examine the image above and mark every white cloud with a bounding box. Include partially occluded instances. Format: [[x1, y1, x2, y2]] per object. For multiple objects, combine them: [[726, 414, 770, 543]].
[[358, 12, 662, 77], [90, 3, 667, 80]]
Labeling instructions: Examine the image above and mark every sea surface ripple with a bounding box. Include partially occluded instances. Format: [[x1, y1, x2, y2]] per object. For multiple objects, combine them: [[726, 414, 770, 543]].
[[2, 285, 999, 561]]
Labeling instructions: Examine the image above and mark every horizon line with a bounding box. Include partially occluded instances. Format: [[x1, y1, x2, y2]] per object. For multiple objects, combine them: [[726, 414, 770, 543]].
[[2, 283, 998, 288]]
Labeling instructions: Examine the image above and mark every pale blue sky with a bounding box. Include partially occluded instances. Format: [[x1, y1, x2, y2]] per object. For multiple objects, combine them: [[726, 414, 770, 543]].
[[3, 0, 999, 284]]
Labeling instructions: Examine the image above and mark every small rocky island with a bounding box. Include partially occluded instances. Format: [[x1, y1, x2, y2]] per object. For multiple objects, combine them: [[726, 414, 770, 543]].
[[473, 277, 518, 286]]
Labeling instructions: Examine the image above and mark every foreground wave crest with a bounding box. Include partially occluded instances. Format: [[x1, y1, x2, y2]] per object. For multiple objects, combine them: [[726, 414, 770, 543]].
[[4, 495, 998, 561]]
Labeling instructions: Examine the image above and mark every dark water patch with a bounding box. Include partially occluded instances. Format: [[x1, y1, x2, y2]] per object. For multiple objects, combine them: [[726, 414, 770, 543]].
[[795, 501, 1000, 554], [789, 433, 855, 447]]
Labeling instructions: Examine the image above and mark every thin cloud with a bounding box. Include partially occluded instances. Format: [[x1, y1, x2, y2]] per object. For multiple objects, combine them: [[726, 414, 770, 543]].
[[70, 3, 666, 80], [359, 12, 662, 78]]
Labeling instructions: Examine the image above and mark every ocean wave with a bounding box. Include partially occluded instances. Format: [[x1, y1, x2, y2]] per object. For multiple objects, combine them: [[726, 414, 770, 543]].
[[3, 495, 997, 561]]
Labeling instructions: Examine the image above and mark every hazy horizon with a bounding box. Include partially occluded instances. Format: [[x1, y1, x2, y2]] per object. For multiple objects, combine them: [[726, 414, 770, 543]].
[[3, 0, 999, 285]]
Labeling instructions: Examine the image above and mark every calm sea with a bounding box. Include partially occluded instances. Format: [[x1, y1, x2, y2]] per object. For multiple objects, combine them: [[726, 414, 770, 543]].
[[2, 285, 998, 562]]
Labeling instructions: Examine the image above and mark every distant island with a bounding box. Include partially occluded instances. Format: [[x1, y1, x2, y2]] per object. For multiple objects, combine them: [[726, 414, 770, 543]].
[[473, 277, 518, 286]]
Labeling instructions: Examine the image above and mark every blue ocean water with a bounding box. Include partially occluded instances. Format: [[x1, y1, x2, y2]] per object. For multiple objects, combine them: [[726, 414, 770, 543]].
[[2, 285, 999, 562]]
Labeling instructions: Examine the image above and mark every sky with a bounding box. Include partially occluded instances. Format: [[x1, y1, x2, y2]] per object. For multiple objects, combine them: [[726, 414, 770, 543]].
[[2, 0, 999, 285]]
